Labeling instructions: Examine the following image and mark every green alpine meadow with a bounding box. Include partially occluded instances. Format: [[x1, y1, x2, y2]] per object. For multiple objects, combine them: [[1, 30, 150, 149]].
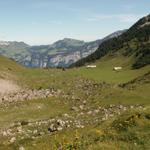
[[0, 1, 150, 150]]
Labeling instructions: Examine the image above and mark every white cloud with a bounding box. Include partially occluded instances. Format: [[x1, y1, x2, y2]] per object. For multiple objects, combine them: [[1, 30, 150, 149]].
[[30, 20, 63, 27], [86, 14, 144, 23], [30, 1, 52, 9], [86, 15, 112, 22], [122, 5, 134, 11], [49, 20, 63, 25], [31, 21, 38, 25]]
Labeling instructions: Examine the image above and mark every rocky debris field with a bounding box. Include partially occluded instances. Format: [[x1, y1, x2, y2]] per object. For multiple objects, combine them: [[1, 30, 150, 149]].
[[0, 104, 145, 145], [0, 88, 62, 104], [0, 76, 149, 149]]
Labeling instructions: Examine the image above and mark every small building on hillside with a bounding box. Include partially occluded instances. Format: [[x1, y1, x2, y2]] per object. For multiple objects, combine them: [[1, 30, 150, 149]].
[[86, 65, 97, 68], [113, 67, 122, 71]]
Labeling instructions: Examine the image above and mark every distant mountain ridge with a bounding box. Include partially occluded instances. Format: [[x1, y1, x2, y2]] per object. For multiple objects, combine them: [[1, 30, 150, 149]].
[[0, 41, 30, 63], [71, 14, 150, 69], [0, 30, 125, 68]]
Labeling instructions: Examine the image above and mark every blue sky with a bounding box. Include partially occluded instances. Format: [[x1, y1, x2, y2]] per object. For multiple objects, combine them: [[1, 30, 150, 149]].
[[0, 0, 149, 45]]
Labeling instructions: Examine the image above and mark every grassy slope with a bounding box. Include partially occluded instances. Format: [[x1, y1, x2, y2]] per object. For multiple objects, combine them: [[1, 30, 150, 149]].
[[0, 56, 26, 81], [0, 97, 69, 129], [76, 55, 150, 83], [0, 56, 24, 71], [0, 55, 150, 150]]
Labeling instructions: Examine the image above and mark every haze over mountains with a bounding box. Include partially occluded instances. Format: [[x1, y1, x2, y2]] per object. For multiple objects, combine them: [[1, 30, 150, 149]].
[[0, 30, 125, 68]]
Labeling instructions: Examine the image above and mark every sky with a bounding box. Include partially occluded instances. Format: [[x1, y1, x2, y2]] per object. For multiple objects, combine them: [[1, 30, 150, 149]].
[[0, 0, 149, 45]]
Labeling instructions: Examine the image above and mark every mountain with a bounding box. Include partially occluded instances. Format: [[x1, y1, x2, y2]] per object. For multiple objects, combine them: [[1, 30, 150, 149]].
[[0, 30, 125, 68], [71, 14, 150, 69], [0, 41, 30, 63], [20, 31, 125, 68], [0, 41, 29, 56], [0, 21, 149, 150], [26, 38, 85, 68]]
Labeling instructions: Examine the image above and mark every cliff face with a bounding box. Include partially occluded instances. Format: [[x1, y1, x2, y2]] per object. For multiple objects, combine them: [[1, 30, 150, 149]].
[[26, 39, 101, 68]]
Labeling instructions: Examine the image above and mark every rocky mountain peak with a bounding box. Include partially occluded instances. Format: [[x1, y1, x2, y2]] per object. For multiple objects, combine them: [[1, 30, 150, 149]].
[[49, 38, 85, 49], [0, 41, 10, 46]]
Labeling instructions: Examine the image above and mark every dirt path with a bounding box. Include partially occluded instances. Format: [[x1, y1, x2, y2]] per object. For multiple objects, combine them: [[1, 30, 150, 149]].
[[0, 79, 20, 95]]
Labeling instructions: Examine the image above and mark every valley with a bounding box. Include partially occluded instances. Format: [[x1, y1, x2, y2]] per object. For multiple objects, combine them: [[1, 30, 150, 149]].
[[0, 51, 150, 149], [0, 30, 125, 68], [0, 13, 150, 150]]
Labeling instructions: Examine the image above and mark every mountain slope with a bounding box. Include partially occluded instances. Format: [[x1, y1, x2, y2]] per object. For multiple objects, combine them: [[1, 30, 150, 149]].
[[0, 55, 26, 81], [0, 30, 125, 68], [25, 30, 125, 68], [71, 14, 150, 69], [0, 41, 30, 62]]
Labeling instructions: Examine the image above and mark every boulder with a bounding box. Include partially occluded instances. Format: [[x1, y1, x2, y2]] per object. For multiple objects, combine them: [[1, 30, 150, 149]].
[[18, 146, 25, 150], [10, 137, 16, 143]]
